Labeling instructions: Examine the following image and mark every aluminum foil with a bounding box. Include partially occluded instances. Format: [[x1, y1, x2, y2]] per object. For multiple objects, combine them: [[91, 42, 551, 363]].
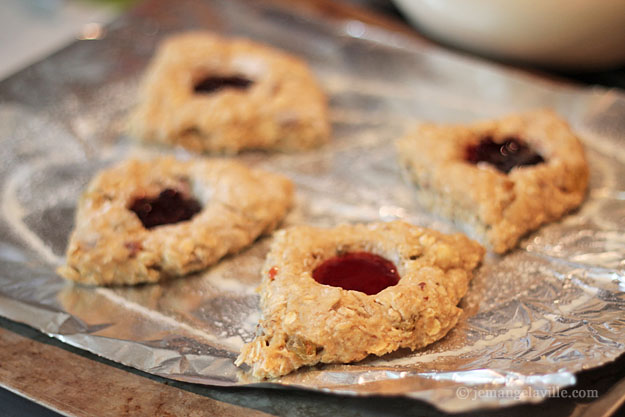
[[1, 0, 624, 412]]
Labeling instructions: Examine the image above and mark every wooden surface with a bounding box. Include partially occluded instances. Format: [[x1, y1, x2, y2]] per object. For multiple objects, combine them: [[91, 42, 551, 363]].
[[0, 324, 270, 417]]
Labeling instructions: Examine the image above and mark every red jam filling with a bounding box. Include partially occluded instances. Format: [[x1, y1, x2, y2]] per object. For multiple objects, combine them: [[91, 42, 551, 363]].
[[312, 252, 400, 295], [465, 136, 544, 174], [193, 75, 253, 94], [129, 188, 202, 229], [269, 266, 279, 280]]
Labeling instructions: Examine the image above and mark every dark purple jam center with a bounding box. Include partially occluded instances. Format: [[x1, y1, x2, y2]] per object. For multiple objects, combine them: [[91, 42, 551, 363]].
[[129, 188, 201, 229], [312, 252, 400, 295], [193, 75, 253, 94], [465, 136, 545, 174]]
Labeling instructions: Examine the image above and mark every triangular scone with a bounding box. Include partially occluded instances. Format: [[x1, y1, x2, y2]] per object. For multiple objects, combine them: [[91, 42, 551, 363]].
[[58, 157, 293, 285], [396, 110, 588, 253], [236, 221, 484, 379], [128, 32, 330, 154]]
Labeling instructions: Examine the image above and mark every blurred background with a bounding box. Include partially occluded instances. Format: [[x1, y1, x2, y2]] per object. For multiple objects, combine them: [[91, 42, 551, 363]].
[[2, 0, 624, 88]]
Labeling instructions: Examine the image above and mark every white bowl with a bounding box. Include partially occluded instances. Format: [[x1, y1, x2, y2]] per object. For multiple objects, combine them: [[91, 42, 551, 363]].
[[392, 0, 625, 70]]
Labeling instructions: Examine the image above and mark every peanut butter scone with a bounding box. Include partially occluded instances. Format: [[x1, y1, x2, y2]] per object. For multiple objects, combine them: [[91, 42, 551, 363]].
[[58, 157, 293, 285], [236, 221, 484, 378], [128, 32, 330, 154], [396, 109, 588, 253]]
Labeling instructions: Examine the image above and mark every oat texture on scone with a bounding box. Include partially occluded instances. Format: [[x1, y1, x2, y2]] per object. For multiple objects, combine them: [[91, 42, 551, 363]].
[[127, 31, 330, 154], [235, 221, 484, 379], [396, 109, 589, 254], [58, 157, 293, 285]]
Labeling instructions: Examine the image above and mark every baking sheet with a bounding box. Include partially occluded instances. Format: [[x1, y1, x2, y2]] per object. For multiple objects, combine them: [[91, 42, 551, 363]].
[[1, 0, 624, 412]]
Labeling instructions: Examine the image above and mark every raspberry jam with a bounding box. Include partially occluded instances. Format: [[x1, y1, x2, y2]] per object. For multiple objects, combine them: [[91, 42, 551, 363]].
[[129, 188, 202, 229], [312, 252, 400, 295], [465, 136, 544, 174], [193, 75, 253, 94], [269, 266, 279, 280]]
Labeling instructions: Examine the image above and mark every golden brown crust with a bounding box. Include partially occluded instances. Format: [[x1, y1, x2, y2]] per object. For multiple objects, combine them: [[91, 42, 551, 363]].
[[128, 32, 330, 154], [58, 157, 293, 285], [236, 221, 484, 379], [396, 109, 589, 253]]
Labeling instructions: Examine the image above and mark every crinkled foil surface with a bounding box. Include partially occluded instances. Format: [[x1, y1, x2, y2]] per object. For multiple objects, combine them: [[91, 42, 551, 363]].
[[1, 0, 624, 412]]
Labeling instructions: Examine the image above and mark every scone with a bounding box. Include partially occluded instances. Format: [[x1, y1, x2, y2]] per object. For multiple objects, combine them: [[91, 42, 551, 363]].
[[236, 221, 484, 379], [58, 157, 293, 285], [128, 31, 330, 154], [396, 109, 589, 253]]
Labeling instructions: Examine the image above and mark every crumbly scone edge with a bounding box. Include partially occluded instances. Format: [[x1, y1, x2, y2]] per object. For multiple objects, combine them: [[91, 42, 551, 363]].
[[396, 109, 589, 253], [127, 31, 330, 154], [236, 221, 484, 379], [58, 157, 294, 285]]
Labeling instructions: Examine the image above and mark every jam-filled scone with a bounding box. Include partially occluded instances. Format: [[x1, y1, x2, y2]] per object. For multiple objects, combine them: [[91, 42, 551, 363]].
[[58, 157, 293, 285], [236, 221, 484, 379], [396, 109, 588, 254], [128, 32, 330, 154]]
